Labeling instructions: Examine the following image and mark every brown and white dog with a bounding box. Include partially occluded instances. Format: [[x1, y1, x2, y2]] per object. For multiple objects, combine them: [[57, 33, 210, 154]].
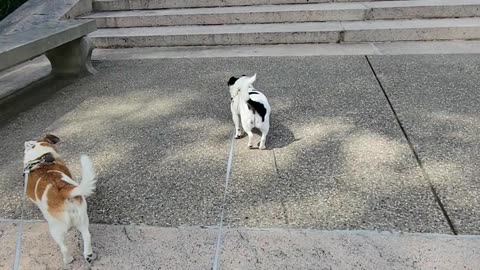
[[23, 134, 96, 265]]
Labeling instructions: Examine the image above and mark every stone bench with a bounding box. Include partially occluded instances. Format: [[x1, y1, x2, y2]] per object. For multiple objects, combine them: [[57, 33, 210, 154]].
[[0, 20, 97, 77]]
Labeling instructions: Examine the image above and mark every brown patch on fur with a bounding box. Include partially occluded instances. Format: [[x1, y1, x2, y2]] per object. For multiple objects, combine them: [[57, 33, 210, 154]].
[[40, 134, 60, 144], [26, 160, 82, 218]]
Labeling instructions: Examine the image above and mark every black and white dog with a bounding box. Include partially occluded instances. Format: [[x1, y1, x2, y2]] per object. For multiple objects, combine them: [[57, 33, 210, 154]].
[[228, 74, 271, 150]]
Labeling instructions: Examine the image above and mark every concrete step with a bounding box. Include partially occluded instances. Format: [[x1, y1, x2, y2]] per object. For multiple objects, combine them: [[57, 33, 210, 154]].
[[93, 0, 405, 11], [2, 221, 480, 269], [91, 41, 480, 60], [89, 18, 480, 48], [84, 0, 480, 28]]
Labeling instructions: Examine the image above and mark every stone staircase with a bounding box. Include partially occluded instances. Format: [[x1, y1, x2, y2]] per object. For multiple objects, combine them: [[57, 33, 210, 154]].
[[83, 0, 480, 48]]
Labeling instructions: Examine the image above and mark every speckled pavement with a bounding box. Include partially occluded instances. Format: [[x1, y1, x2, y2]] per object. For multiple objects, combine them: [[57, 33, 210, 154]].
[[1, 221, 479, 270], [368, 54, 480, 235], [1, 54, 479, 269]]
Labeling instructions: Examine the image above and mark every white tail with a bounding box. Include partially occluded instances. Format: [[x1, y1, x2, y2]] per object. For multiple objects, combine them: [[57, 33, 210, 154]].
[[70, 155, 96, 198]]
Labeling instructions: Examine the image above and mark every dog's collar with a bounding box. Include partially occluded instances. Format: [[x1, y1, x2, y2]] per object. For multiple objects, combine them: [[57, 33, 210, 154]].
[[230, 89, 240, 101], [23, 153, 55, 175], [231, 86, 255, 101]]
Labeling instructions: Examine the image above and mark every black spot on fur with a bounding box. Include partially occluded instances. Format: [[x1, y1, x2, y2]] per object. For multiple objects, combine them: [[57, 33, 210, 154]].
[[247, 99, 267, 122], [249, 92, 259, 95], [228, 76, 238, 86], [86, 253, 96, 263]]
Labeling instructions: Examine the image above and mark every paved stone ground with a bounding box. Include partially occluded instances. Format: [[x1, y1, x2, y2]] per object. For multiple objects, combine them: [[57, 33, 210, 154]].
[[1, 53, 479, 269], [369, 55, 480, 235], [1, 221, 479, 270]]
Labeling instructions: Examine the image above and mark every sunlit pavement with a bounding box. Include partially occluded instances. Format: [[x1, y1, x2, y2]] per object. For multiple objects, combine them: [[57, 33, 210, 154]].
[[1, 54, 479, 269]]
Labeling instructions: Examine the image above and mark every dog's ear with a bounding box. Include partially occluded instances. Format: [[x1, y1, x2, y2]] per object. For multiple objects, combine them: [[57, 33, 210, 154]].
[[247, 73, 257, 85], [228, 76, 238, 86], [41, 134, 60, 144]]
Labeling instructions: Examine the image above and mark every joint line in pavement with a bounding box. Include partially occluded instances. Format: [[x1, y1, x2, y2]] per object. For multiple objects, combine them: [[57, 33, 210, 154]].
[[365, 55, 457, 235]]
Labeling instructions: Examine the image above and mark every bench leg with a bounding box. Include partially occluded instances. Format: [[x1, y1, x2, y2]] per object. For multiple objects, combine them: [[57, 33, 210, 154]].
[[45, 36, 96, 77]]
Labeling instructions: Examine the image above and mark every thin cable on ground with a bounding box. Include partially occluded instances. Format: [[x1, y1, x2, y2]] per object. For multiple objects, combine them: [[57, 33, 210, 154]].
[[13, 171, 29, 270], [212, 134, 236, 270]]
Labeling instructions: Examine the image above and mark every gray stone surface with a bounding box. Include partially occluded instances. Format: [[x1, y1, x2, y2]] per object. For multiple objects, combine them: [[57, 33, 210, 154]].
[[3, 55, 480, 241], [90, 18, 480, 48], [341, 18, 480, 42], [3, 41, 480, 95], [85, 0, 480, 28], [92, 41, 480, 60], [368, 54, 480, 235], [93, 43, 378, 60], [222, 56, 450, 233], [220, 227, 480, 270], [0, 58, 237, 226], [93, 0, 338, 11], [0, 0, 92, 35], [90, 22, 341, 47], [0, 56, 459, 233], [92, 0, 410, 11], [84, 3, 365, 27], [2, 221, 478, 270], [373, 40, 480, 55], [64, 0, 94, 19], [366, 0, 480, 20], [2, 50, 480, 268], [46, 36, 97, 77], [0, 222, 217, 269], [0, 20, 97, 72], [0, 56, 51, 100]]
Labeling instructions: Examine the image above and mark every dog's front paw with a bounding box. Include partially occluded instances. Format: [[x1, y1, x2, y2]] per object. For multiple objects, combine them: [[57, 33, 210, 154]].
[[85, 253, 97, 264], [235, 131, 245, 139], [63, 255, 74, 265]]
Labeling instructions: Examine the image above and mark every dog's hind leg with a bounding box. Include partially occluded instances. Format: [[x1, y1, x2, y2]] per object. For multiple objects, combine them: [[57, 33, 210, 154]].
[[76, 208, 95, 263], [259, 122, 269, 150], [246, 129, 255, 149], [49, 221, 73, 265]]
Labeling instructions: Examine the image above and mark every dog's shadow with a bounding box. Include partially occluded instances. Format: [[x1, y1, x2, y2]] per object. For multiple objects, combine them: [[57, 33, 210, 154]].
[[244, 117, 297, 150], [267, 118, 298, 149]]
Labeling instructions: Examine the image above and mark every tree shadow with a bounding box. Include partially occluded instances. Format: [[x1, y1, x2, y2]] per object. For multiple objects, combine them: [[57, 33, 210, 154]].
[[1, 55, 474, 237]]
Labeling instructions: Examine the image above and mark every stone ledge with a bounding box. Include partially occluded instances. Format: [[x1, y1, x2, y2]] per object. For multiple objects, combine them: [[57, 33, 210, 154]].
[[89, 18, 480, 47], [0, 0, 93, 35], [0, 20, 97, 71], [1, 221, 478, 269], [84, 0, 480, 28]]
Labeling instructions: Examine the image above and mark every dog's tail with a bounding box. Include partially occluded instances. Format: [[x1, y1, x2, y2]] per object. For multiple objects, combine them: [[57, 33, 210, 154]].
[[70, 155, 96, 198]]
